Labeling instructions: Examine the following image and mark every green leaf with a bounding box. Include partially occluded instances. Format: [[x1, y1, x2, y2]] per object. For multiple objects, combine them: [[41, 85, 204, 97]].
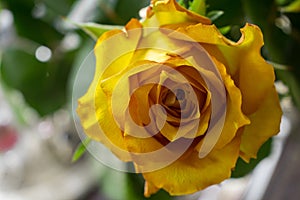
[[1, 0, 63, 49], [114, 0, 150, 23], [231, 138, 272, 178], [43, 0, 76, 16], [207, 10, 224, 21], [99, 168, 172, 200], [206, 0, 245, 27], [72, 137, 91, 162], [189, 0, 206, 16], [95, 0, 149, 25], [126, 173, 172, 200], [1, 45, 74, 116], [276, 0, 294, 5], [218, 25, 231, 35], [280, 0, 300, 12], [125, 174, 142, 200], [267, 61, 290, 70], [146, 189, 171, 200], [101, 170, 128, 200], [73, 22, 123, 41], [178, 0, 187, 8]]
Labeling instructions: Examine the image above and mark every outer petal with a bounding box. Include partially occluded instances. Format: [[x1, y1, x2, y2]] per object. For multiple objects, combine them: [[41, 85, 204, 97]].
[[77, 87, 132, 161], [165, 23, 276, 115], [240, 87, 282, 161], [144, 181, 160, 197], [211, 57, 250, 149], [143, 0, 211, 27], [95, 18, 143, 83], [77, 19, 143, 161], [143, 135, 241, 197]]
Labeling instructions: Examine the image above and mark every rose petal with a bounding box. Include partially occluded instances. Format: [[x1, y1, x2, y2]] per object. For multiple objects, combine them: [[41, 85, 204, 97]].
[[143, 0, 211, 28], [165, 23, 276, 115], [95, 18, 143, 82], [123, 132, 173, 172], [131, 29, 194, 64], [144, 181, 160, 197], [129, 84, 154, 126], [143, 135, 241, 197], [77, 19, 144, 161], [240, 87, 282, 162], [77, 88, 132, 161], [210, 57, 250, 149], [124, 132, 165, 154], [101, 61, 159, 124], [176, 65, 208, 95]]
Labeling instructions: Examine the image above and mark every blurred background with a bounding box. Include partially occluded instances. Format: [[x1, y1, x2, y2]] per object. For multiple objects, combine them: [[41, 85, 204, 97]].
[[0, 0, 299, 199]]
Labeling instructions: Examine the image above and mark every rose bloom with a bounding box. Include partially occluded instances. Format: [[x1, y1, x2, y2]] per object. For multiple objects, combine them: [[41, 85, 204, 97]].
[[77, 0, 282, 197]]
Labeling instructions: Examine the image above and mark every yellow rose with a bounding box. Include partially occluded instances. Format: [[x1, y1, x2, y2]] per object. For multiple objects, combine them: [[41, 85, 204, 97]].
[[77, 0, 282, 197]]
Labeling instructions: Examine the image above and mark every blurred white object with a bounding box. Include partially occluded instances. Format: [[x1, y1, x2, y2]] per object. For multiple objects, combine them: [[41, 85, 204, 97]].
[[0, 9, 15, 48], [0, 86, 103, 200], [0, 111, 103, 200]]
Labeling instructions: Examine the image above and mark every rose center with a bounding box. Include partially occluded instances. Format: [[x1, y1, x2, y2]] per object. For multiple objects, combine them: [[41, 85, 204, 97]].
[[163, 89, 186, 110], [176, 89, 185, 101]]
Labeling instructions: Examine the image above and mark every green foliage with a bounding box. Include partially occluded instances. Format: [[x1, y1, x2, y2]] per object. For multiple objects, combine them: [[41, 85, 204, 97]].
[[280, 0, 300, 12], [97, 0, 150, 25], [206, 0, 244, 27], [207, 10, 224, 21], [189, 0, 206, 15], [178, 0, 207, 15], [147, 189, 172, 200], [100, 170, 143, 200], [178, 0, 189, 8], [276, 0, 298, 6], [73, 22, 123, 41], [101, 170, 172, 200], [218, 25, 231, 35], [72, 137, 91, 162], [1, 0, 63, 48], [232, 139, 272, 178], [0, 0, 76, 116], [1, 46, 75, 116], [114, 0, 150, 24]]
